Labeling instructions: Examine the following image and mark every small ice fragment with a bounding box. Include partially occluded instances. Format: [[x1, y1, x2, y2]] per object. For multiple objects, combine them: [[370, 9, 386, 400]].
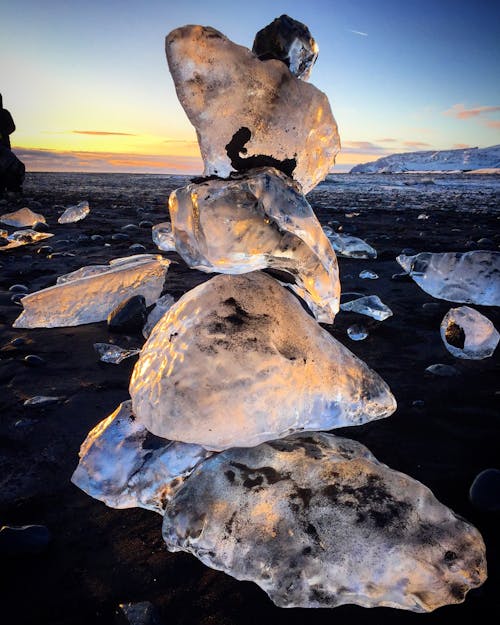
[[142, 293, 175, 338], [94, 343, 141, 364], [340, 295, 393, 321], [23, 396, 63, 406], [397, 251, 500, 306], [440, 306, 499, 360], [57, 201, 90, 224], [359, 270, 378, 280], [425, 363, 460, 376], [345, 212, 360, 218], [0, 207, 46, 228], [417, 213, 429, 220], [152, 222, 176, 252], [325, 231, 377, 259], [347, 324, 368, 341], [0, 230, 54, 252]]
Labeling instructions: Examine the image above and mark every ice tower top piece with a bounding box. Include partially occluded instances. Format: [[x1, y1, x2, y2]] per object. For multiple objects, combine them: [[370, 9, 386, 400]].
[[165, 24, 340, 192]]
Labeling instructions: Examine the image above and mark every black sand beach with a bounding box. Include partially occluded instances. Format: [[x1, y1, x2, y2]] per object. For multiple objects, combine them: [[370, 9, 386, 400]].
[[0, 172, 499, 624]]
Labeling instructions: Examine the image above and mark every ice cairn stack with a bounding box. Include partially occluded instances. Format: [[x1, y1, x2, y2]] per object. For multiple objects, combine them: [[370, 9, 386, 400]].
[[71, 16, 487, 612]]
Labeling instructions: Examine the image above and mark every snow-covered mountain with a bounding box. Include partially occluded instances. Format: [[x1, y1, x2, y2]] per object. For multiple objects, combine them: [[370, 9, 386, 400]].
[[350, 145, 500, 173]]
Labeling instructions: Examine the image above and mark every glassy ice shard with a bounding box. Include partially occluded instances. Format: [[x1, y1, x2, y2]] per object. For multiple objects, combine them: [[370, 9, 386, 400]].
[[0, 207, 46, 228], [397, 251, 500, 306], [440, 306, 499, 360], [152, 222, 176, 252], [58, 200, 90, 224], [340, 295, 393, 321], [71, 401, 211, 513], [168, 167, 340, 323], [165, 25, 340, 192], [94, 343, 141, 364], [13, 254, 170, 328], [252, 15, 318, 81], [347, 324, 368, 341], [163, 432, 486, 611], [142, 293, 175, 339], [325, 231, 377, 259], [130, 272, 396, 451], [0, 229, 53, 252]]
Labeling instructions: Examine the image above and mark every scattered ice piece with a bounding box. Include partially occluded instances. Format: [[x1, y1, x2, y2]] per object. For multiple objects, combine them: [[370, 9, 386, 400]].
[[340, 295, 393, 321], [440, 306, 499, 360], [13, 254, 170, 328], [0, 228, 8, 238], [23, 396, 63, 406], [345, 212, 360, 218], [71, 400, 212, 513], [57, 200, 90, 224], [347, 324, 368, 341], [397, 251, 500, 306], [152, 222, 176, 252], [165, 25, 340, 192], [169, 168, 340, 323], [163, 432, 487, 611], [0, 230, 54, 252], [417, 213, 429, 220], [142, 293, 175, 339], [469, 468, 500, 512], [0, 207, 46, 228], [359, 270, 378, 280], [325, 231, 377, 259], [130, 272, 396, 451], [425, 364, 460, 377], [252, 14, 318, 81], [94, 343, 140, 364]]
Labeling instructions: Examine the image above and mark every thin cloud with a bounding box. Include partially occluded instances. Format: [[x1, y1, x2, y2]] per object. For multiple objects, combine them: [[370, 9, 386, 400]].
[[72, 130, 137, 136], [443, 104, 500, 120], [377, 138, 398, 142], [453, 143, 471, 149], [163, 139, 199, 144], [485, 120, 500, 129], [341, 141, 390, 155], [347, 28, 368, 36], [403, 141, 432, 148]]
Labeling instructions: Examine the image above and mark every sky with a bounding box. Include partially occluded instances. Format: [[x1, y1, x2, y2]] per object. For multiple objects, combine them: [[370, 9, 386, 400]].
[[1, 0, 499, 174]]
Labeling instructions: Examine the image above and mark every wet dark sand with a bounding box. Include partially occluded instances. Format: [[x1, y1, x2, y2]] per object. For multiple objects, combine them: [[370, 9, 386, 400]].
[[0, 172, 499, 624]]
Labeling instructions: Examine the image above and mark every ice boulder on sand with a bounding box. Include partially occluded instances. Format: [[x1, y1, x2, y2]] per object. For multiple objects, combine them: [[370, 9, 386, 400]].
[[163, 432, 487, 611], [168, 167, 340, 323], [440, 306, 499, 359], [57, 200, 90, 224], [130, 272, 396, 451], [13, 254, 170, 328], [397, 250, 500, 306], [165, 25, 339, 192], [0, 207, 46, 228]]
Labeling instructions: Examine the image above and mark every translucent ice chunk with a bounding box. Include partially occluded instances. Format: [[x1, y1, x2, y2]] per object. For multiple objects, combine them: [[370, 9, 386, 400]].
[[13, 254, 170, 328], [163, 432, 486, 611], [71, 400, 211, 513], [340, 295, 393, 321], [252, 14, 318, 81], [142, 293, 175, 339], [169, 168, 340, 323], [347, 324, 368, 341], [130, 272, 396, 451], [397, 251, 500, 306], [165, 25, 340, 192], [23, 396, 63, 406], [152, 222, 176, 252], [57, 200, 90, 224], [93, 343, 140, 364], [359, 270, 378, 279], [326, 231, 377, 259], [0, 207, 46, 228], [440, 306, 499, 360], [0, 229, 54, 252]]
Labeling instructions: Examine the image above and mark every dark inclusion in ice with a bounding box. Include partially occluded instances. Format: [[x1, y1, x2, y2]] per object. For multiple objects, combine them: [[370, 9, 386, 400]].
[[225, 127, 296, 177], [252, 14, 319, 81]]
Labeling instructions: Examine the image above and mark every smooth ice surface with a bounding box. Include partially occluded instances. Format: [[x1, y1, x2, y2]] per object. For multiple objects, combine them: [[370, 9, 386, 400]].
[[440, 306, 499, 359], [0, 207, 46, 227], [142, 293, 175, 339], [325, 231, 377, 259], [58, 200, 90, 224], [0, 229, 53, 252], [252, 14, 318, 81], [130, 272, 396, 451], [347, 324, 368, 341], [359, 270, 378, 280], [163, 432, 487, 611], [71, 401, 211, 513], [169, 168, 340, 323], [165, 25, 339, 192], [13, 254, 170, 328], [94, 343, 141, 364], [23, 396, 63, 406], [340, 295, 393, 321], [397, 251, 500, 306], [152, 222, 176, 252]]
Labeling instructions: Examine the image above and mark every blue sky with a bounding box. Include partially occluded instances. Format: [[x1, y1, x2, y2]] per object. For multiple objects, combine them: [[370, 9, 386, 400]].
[[1, 0, 499, 173]]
